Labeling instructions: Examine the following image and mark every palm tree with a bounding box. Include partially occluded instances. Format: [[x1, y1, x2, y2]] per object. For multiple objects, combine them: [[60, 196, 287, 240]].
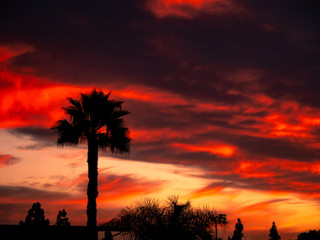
[[51, 89, 130, 240]]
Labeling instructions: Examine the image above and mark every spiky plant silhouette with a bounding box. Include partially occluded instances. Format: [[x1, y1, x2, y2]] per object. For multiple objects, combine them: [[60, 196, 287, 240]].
[[104, 196, 226, 240]]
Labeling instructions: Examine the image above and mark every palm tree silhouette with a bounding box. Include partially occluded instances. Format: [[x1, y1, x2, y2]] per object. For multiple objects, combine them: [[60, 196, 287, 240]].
[[51, 89, 130, 240]]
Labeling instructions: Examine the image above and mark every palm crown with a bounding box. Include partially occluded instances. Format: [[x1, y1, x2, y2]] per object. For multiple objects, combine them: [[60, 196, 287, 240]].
[[53, 89, 130, 152]]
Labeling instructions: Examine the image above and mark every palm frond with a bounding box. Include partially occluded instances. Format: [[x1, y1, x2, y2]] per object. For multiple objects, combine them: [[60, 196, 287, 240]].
[[108, 126, 131, 153], [51, 120, 83, 146], [112, 109, 130, 119]]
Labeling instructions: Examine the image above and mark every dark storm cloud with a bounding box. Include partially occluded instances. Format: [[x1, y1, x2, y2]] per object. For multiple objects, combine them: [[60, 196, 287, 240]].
[[187, 167, 320, 199], [2, 0, 320, 207], [143, 0, 319, 105], [2, 0, 318, 107], [234, 0, 320, 107], [0, 185, 71, 200], [1, 0, 170, 86], [131, 142, 221, 165], [205, 131, 320, 162], [9, 127, 57, 149], [124, 100, 192, 130]]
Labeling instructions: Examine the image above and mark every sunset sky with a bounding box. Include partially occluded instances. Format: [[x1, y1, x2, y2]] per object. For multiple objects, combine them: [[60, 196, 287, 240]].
[[1, 0, 320, 239]]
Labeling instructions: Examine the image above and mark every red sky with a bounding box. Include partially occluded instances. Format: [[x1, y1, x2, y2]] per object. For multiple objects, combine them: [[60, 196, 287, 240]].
[[1, 0, 320, 239]]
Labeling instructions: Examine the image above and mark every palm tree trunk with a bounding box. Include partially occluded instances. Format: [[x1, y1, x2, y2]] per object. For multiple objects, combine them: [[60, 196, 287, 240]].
[[87, 137, 98, 240]]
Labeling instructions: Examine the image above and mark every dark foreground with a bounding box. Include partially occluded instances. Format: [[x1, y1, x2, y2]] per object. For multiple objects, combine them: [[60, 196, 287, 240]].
[[0, 225, 118, 240]]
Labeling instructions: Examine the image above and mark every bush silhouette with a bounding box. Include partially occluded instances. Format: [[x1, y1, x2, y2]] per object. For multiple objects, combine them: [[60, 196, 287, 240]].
[[297, 229, 320, 240]]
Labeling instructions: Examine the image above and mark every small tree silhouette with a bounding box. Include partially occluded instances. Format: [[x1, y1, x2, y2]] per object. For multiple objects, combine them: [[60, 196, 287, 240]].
[[19, 202, 50, 226], [231, 218, 244, 240], [55, 209, 71, 227], [269, 222, 281, 240], [213, 214, 227, 240]]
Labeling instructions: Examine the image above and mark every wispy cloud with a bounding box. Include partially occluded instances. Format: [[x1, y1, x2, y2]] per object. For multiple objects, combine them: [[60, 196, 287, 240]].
[[0, 154, 20, 167]]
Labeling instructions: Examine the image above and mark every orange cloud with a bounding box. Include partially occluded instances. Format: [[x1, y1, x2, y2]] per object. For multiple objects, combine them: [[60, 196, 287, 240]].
[[98, 175, 164, 203], [54, 172, 165, 203], [235, 161, 276, 179], [162, 0, 205, 7], [148, 0, 238, 18], [130, 128, 185, 142], [301, 117, 320, 126], [0, 84, 91, 128], [113, 85, 189, 106], [172, 142, 236, 157], [264, 113, 309, 138], [238, 200, 277, 213], [190, 186, 224, 199]]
